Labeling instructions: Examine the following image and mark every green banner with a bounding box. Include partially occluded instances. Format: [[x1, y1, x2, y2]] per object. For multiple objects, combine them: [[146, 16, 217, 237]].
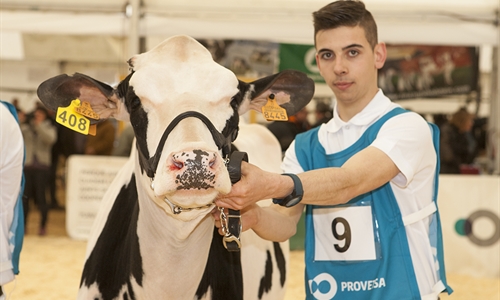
[[279, 43, 324, 83]]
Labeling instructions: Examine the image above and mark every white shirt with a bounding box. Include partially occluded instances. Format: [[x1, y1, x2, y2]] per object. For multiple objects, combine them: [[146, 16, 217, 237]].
[[283, 89, 442, 298], [0, 103, 24, 285]]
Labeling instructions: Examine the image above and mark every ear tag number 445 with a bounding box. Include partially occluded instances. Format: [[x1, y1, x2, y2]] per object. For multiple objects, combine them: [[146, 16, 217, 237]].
[[261, 94, 288, 121], [56, 99, 97, 135]]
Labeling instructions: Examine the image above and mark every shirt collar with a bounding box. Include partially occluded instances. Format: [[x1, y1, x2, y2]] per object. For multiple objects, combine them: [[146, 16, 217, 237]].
[[324, 89, 393, 133]]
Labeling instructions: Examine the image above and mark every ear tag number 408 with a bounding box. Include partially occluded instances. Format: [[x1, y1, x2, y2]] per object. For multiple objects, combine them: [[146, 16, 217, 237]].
[[56, 99, 91, 135]]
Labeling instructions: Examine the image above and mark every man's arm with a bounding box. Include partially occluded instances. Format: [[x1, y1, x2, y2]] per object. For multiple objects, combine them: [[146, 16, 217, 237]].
[[215, 145, 399, 209], [299, 146, 399, 205], [213, 203, 304, 242]]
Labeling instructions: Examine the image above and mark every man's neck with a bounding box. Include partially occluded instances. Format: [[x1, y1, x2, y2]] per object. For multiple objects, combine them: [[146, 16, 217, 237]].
[[337, 89, 378, 122]]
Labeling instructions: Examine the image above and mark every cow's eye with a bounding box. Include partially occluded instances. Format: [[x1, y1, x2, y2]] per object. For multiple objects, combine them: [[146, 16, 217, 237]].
[[130, 96, 141, 110]]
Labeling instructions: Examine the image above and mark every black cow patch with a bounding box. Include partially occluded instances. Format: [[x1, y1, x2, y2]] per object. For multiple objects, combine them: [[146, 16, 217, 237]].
[[196, 227, 243, 300], [80, 174, 143, 300], [258, 250, 273, 299], [274, 242, 287, 286], [257, 242, 287, 299]]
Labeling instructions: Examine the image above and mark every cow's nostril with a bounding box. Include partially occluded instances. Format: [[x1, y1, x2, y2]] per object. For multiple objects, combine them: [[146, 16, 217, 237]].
[[171, 159, 184, 170], [209, 158, 216, 168]]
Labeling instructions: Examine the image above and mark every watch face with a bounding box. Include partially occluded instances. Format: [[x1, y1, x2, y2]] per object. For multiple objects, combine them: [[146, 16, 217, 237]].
[[273, 173, 303, 207], [285, 196, 302, 207]]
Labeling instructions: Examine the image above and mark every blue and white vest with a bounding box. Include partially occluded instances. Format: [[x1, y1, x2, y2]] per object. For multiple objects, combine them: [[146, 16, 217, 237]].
[[295, 107, 452, 300]]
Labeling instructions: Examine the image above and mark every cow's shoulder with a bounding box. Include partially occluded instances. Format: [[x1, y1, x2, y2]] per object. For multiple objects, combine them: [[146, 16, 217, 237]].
[[80, 160, 142, 299], [84, 157, 136, 251]]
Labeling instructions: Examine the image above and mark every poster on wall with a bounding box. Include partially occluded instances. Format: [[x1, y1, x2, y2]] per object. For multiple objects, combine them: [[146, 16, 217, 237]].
[[438, 175, 500, 278], [66, 155, 128, 240], [196, 39, 279, 80], [379, 45, 479, 100], [279, 43, 325, 83]]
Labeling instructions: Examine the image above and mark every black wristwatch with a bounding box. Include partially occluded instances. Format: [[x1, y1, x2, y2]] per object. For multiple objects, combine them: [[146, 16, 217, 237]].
[[272, 173, 303, 207]]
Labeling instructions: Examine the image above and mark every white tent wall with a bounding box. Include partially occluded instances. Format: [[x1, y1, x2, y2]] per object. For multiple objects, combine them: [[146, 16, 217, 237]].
[[0, 0, 498, 44], [1, 0, 499, 173]]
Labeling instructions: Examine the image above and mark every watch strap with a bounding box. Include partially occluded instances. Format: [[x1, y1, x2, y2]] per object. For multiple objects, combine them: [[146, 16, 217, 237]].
[[272, 173, 303, 207]]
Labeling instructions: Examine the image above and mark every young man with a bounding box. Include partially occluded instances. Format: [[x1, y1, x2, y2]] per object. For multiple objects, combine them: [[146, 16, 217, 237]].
[[214, 1, 453, 299]]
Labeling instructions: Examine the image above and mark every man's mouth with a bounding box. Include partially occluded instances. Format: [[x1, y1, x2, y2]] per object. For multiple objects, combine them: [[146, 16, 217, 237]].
[[334, 82, 352, 91]]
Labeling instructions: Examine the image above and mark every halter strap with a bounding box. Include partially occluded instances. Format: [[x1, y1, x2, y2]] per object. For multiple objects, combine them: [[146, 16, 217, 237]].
[[138, 111, 232, 178]]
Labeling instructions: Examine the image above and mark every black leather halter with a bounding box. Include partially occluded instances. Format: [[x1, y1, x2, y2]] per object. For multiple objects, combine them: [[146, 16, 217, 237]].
[[137, 111, 233, 179]]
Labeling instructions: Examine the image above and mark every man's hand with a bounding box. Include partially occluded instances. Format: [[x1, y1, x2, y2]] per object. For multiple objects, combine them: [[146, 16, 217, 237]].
[[211, 205, 260, 236], [215, 161, 293, 210]]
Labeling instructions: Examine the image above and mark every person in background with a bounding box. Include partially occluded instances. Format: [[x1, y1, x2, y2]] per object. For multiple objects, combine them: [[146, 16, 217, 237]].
[[311, 101, 333, 128], [112, 123, 135, 157], [21, 105, 57, 236], [48, 123, 81, 210], [440, 107, 477, 174], [267, 107, 311, 153], [0, 101, 25, 299], [10, 98, 20, 111], [84, 120, 116, 156], [214, 1, 453, 299]]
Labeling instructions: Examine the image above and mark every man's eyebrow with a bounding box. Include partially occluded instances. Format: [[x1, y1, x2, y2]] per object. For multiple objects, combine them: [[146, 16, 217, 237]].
[[317, 43, 364, 54], [342, 43, 363, 51]]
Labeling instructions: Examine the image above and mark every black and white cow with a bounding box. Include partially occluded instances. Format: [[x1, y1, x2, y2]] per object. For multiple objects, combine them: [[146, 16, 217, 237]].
[[37, 35, 314, 300]]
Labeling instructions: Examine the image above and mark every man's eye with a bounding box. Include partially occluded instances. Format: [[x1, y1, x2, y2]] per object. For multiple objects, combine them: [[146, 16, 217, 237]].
[[348, 50, 358, 56], [322, 52, 333, 59]]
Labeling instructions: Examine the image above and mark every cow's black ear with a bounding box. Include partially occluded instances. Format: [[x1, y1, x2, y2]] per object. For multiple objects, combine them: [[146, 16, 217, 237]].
[[37, 73, 114, 112], [36, 73, 130, 123], [239, 70, 315, 116]]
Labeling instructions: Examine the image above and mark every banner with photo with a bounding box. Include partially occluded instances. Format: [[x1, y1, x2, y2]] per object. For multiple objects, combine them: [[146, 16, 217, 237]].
[[278, 43, 324, 83], [379, 45, 479, 100], [196, 39, 279, 80]]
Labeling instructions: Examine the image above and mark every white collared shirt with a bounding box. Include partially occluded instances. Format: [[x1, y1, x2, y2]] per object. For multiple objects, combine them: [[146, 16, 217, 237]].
[[282, 89, 442, 298]]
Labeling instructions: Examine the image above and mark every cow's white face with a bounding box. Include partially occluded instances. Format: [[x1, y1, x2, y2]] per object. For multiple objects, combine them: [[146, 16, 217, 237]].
[[126, 36, 239, 219]]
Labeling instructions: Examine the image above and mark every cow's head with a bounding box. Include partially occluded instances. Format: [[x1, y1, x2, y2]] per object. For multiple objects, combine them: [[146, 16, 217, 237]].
[[37, 35, 314, 220]]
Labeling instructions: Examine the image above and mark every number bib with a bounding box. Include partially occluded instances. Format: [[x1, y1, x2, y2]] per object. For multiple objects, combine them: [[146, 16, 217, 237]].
[[312, 205, 378, 261]]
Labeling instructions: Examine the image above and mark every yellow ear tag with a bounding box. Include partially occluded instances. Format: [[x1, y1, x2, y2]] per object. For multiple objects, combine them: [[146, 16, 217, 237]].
[[75, 101, 100, 120], [261, 94, 288, 121], [55, 99, 91, 135], [88, 124, 97, 136]]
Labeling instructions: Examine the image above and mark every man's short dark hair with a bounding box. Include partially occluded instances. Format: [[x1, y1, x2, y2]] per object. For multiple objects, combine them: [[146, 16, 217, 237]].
[[313, 0, 378, 49]]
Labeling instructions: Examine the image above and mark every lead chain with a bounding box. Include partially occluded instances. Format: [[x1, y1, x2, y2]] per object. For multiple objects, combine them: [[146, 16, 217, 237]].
[[219, 207, 231, 237]]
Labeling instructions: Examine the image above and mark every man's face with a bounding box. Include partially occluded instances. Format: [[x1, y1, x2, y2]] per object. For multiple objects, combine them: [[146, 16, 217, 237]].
[[315, 25, 386, 108]]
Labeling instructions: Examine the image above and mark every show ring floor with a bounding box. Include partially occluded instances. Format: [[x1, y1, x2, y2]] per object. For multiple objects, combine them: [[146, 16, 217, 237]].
[[3, 209, 499, 300]]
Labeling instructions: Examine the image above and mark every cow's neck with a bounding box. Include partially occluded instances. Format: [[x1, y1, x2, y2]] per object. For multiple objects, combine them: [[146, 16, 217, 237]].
[[135, 171, 214, 298]]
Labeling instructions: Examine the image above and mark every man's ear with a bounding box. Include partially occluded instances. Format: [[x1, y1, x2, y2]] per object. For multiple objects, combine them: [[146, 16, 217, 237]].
[[374, 42, 387, 70]]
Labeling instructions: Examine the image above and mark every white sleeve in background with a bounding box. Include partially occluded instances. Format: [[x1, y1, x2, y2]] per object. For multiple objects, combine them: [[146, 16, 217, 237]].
[[0, 104, 24, 285]]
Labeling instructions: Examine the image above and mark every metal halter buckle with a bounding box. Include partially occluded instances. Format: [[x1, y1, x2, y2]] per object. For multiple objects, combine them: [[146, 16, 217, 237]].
[[219, 207, 242, 250]]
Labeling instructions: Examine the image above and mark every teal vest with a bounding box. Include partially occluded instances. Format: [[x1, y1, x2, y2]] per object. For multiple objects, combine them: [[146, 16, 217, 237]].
[[295, 108, 452, 299]]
